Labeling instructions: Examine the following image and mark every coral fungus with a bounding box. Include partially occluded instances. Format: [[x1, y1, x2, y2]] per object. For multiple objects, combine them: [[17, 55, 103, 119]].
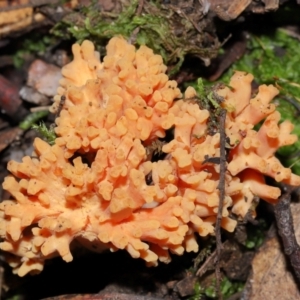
[[1, 37, 300, 276]]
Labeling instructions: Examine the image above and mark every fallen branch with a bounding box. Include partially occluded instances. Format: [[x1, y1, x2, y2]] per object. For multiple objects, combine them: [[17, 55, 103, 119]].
[[215, 108, 227, 300], [274, 187, 300, 282]]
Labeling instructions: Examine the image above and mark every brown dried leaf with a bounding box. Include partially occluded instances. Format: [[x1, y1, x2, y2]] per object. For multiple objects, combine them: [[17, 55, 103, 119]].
[[174, 276, 197, 297], [0, 7, 32, 27], [0, 8, 45, 37], [210, 0, 251, 21], [246, 201, 300, 300], [0, 0, 30, 9], [0, 127, 23, 152], [263, 0, 279, 11], [27, 59, 62, 97], [0, 0, 78, 37], [0, 74, 29, 122]]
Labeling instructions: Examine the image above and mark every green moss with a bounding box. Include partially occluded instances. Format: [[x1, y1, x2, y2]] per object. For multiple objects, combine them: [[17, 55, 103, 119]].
[[219, 29, 300, 89], [244, 220, 267, 249], [185, 79, 226, 138], [214, 29, 300, 174], [190, 281, 204, 300], [19, 111, 56, 145], [204, 277, 244, 299], [13, 34, 56, 68], [51, 0, 219, 74], [31, 122, 56, 145], [220, 277, 244, 299], [190, 277, 244, 300]]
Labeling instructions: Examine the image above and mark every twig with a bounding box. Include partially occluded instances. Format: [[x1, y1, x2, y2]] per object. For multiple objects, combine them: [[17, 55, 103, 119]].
[[128, 0, 144, 44], [214, 108, 227, 300], [279, 27, 300, 42], [282, 95, 300, 116], [196, 248, 217, 277], [136, 0, 144, 15], [55, 95, 66, 119], [49, 95, 66, 131], [274, 187, 300, 282], [30, 105, 51, 112]]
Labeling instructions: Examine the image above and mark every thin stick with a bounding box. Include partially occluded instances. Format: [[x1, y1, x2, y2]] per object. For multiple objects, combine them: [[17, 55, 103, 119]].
[[215, 108, 227, 300], [128, 0, 144, 44], [196, 249, 217, 277], [136, 0, 144, 15]]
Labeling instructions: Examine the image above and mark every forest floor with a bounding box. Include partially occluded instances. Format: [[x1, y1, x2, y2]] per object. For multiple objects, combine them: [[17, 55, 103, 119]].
[[1, 1, 300, 299]]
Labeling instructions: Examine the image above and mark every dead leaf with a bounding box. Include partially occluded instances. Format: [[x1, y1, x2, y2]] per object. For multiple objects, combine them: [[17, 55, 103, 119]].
[[263, 0, 279, 11], [0, 73, 30, 124], [0, 127, 23, 152], [210, 0, 251, 21], [245, 201, 300, 300], [0, 0, 78, 38], [27, 59, 62, 97]]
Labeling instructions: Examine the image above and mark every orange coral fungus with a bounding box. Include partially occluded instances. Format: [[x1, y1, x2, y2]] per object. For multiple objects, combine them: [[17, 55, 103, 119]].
[[1, 37, 300, 276]]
